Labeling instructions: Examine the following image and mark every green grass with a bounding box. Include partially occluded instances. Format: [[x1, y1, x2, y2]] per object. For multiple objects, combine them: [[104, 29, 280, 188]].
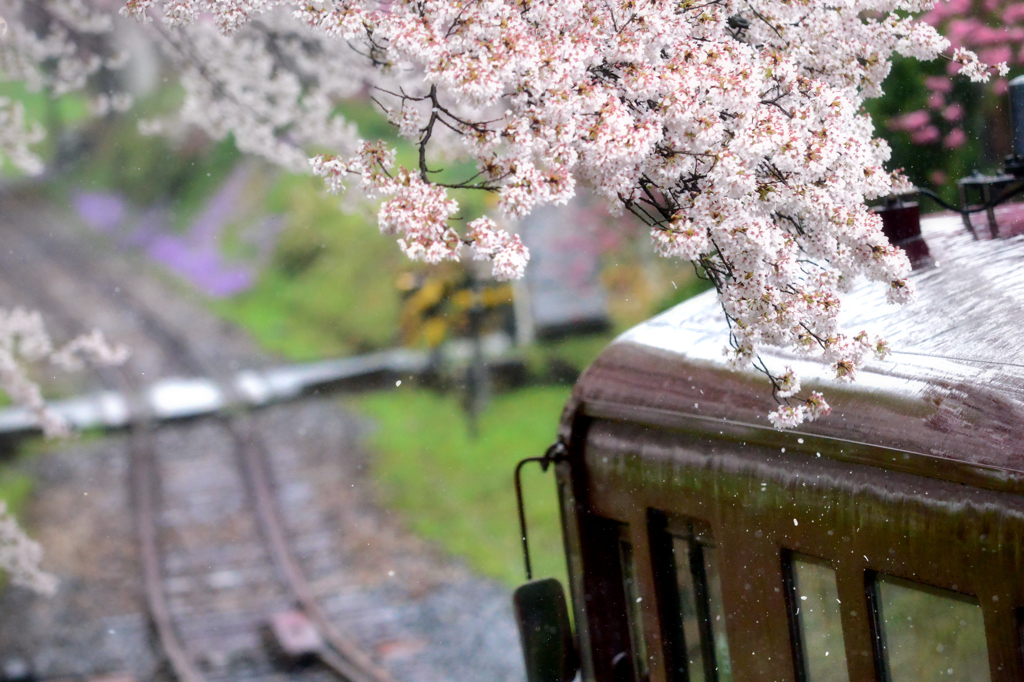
[[354, 386, 572, 587], [0, 468, 33, 520]]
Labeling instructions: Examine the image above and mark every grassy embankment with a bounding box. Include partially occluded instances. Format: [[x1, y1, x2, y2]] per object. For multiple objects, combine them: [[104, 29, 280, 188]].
[[357, 386, 575, 586]]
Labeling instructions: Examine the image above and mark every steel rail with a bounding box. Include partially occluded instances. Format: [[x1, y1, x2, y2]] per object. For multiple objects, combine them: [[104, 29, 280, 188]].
[[128, 416, 206, 682]]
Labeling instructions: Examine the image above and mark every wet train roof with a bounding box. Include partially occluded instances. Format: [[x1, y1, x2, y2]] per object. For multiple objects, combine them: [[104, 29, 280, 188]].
[[565, 208, 1024, 490]]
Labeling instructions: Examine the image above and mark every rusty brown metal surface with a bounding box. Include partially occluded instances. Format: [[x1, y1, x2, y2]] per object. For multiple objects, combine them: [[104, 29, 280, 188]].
[[556, 211, 1024, 682]]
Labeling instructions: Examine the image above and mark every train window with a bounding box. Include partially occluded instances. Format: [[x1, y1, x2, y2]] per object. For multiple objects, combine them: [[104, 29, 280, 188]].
[[872, 575, 990, 681], [619, 534, 651, 681], [662, 518, 732, 682], [785, 554, 849, 682]]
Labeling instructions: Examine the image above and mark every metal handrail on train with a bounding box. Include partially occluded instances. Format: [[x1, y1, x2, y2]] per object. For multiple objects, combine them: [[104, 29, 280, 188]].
[[514, 440, 569, 581]]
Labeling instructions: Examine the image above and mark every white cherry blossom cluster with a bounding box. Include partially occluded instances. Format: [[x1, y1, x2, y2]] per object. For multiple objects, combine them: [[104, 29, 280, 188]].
[[119, 0, 995, 428], [0, 308, 128, 439], [145, 7, 367, 171]]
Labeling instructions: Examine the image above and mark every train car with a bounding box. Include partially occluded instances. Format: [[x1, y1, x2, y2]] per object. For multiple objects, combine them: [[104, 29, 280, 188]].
[[513, 200, 1024, 682]]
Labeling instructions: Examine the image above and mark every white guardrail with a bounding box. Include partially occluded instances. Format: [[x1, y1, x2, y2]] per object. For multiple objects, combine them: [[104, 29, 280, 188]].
[[0, 348, 437, 437]]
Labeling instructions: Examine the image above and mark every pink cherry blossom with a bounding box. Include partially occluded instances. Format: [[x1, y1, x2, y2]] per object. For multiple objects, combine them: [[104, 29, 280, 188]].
[[944, 127, 968, 148]]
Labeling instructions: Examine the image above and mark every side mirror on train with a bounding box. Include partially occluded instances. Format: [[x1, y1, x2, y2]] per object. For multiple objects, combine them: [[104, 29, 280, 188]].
[[513, 578, 579, 682]]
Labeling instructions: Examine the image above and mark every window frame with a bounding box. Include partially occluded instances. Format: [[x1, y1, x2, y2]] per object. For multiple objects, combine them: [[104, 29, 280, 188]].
[[650, 511, 728, 682]]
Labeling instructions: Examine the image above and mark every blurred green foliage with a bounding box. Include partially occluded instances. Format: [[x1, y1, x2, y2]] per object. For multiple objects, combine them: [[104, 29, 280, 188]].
[[354, 386, 571, 587], [64, 87, 242, 232], [209, 173, 405, 359], [0, 468, 33, 521]]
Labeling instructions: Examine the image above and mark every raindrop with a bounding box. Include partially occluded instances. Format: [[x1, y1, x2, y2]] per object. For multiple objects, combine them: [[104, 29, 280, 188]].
[[797, 438, 804, 444], [396, 380, 402, 386], [793, 518, 798, 526]]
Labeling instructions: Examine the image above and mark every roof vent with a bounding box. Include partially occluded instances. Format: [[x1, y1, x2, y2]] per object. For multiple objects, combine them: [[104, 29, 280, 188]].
[[875, 195, 931, 268]]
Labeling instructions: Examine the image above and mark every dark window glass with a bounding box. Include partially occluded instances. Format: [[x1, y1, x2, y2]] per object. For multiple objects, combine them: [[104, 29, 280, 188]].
[[874, 575, 990, 682], [787, 554, 849, 682], [620, 535, 650, 681], [665, 519, 731, 682]]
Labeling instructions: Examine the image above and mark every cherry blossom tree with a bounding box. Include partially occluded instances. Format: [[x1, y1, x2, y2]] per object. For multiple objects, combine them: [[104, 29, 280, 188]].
[[114, 0, 1008, 429], [0, 2, 1009, 431]]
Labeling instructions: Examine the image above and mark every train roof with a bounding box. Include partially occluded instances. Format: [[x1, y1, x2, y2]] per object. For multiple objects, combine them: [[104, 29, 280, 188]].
[[564, 208, 1024, 492]]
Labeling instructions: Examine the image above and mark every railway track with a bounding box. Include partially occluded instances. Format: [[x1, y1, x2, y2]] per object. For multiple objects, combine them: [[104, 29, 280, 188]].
[[0, 201, 395, 682]]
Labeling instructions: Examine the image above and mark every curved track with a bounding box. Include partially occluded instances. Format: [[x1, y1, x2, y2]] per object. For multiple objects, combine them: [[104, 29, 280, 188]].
[[0, 199, 393, 682]]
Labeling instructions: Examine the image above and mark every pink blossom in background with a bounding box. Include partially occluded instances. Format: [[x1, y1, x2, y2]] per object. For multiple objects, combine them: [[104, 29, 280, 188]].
[[925, 0, 972, 26], [925, 76, 954, 93], [973, 27, 1012, 48], [980, 45, 1012, 65], [946, 18, 982, 46], [930, 170, 949, 185], [914, 0, 1019, 152], [912, 126, 942, 145], [942, 103, 965, 122], [889, 110, 932, 132], [1006, 4, 1024, 24], [943, 128, 968, 148]]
